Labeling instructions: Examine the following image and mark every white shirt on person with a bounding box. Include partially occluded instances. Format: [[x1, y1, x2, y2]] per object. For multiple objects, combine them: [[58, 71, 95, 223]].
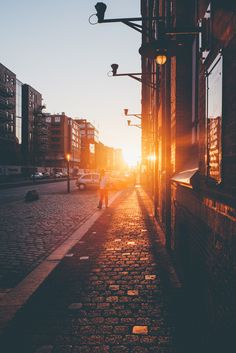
[[99, 175, 109, 190]]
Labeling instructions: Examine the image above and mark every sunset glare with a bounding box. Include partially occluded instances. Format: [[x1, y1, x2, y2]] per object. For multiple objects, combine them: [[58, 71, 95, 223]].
[[123, 149, 140, 167]]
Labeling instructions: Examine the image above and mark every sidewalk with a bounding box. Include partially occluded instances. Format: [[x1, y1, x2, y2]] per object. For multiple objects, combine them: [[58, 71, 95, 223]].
[[0, 186, 187, 353]]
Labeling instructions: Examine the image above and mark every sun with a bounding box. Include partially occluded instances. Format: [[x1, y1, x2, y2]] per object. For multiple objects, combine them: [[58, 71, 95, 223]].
[[123, 149, 140, 167]]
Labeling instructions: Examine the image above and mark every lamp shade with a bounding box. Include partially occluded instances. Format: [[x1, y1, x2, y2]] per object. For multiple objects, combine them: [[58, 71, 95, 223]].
[[156, 54, 167, 65], [95, 2, 107, 22], [111, 63, 119, 75]]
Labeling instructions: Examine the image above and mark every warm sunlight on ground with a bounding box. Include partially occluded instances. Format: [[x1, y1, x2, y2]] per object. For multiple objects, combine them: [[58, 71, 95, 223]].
[[123, 149, 140, 167]]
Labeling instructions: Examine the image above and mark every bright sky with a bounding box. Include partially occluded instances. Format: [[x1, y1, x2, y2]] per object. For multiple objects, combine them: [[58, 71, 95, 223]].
[[0, 0, 142, 166]]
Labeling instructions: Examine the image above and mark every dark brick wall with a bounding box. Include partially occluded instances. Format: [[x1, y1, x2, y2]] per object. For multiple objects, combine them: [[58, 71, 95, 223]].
[[170, 0, 236, 338], [172, 184, 236, 331], [222, 37, 236, 193]]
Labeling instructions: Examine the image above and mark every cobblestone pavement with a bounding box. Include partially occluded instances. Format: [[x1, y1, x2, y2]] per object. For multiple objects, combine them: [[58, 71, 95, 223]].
[[0, 187, 116, 289], [0, 186, 188, 353]]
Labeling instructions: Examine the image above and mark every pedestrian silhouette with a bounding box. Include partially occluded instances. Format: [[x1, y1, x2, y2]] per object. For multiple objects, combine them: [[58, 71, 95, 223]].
[[97, 169, 109, 209]]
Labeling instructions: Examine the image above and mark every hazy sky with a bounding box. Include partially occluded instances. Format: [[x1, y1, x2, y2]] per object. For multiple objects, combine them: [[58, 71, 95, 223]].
[[0, 0, 142, 165]]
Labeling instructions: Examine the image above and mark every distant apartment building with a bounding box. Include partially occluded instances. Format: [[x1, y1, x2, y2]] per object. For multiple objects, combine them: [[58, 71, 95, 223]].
[[0, 63, 18, 164], [22, 84, 47, 166], [75, 119, 98, 169], [95, 143, 123, 171], [68, 117, 81, 169], [45, 113, 81, 169], [15, 79, 23, 147], [114, 148, 124, 170]]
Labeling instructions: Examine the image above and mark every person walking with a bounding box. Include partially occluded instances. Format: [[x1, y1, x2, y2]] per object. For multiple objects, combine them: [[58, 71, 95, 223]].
[[97, 169, 109, 209]]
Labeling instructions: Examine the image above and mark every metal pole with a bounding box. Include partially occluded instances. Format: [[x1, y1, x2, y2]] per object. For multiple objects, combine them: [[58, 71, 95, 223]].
[[67, 159, 70, 193]]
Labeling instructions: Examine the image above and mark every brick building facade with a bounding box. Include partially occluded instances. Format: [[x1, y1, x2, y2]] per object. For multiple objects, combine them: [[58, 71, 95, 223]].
[[22, 84, 45, 166], [140, 0, 236, 346], [75, 119, 98, 169], [45, 114, 81, 170]]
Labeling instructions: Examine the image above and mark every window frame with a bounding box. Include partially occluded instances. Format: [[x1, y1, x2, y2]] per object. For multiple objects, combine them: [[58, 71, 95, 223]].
[[205, 52, 223, 184]]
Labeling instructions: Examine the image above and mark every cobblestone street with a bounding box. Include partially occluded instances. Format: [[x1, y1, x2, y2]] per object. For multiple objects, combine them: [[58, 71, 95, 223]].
[[0, 184, 116, 288], [0, 186, 188, 353]]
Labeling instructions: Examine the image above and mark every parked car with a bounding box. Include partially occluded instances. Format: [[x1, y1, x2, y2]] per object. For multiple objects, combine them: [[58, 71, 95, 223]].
[[76, 173, 128, 191], [42, 172, 50, 178], [55, 172, 64, 178], [76, 173, 100, 190], [30, 172, 44, 179]]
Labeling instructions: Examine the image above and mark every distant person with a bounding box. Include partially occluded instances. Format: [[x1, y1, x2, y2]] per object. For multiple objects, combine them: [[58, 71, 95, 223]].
[[131, 170, 137, 185], [97, 169, 109, 209]]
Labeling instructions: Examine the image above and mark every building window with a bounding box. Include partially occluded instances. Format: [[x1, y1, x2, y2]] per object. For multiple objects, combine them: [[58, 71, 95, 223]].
[[89, 144, 95, 154], [52, 137, 60, 142], [206, 53, 223, 183], [51, 144, 60, 150]]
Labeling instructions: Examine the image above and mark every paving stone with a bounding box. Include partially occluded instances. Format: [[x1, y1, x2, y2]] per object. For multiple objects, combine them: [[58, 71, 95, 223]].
[[111, 346, 129, 353], [92, 346, 110, 353], [106, 296, 119, 303], [97, 303, 110, 309], [123, 334, 140, 344], [109, 285, 120, 290], [68, 303, 83, 310], [132, 326, 149, 334], [91, 317, 105, 324], [130, 347, 149, 353], [140, 335, 158, 344], [104, 335, 123, 344], [145, 275, 156, 280], [113, 325, 130, 334], [127, 290, 139, 296]]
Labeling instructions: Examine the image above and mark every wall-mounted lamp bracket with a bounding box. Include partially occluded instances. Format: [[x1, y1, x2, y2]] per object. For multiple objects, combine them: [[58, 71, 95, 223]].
[[108, 64, 157, 89], [89, 2, 161, 34], [124, 109, 142, 119], [127, 119, 141, 129]]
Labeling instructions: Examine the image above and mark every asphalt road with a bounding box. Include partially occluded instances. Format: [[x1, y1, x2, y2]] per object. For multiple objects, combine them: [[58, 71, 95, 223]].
[[0, 179, 78, 204]]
